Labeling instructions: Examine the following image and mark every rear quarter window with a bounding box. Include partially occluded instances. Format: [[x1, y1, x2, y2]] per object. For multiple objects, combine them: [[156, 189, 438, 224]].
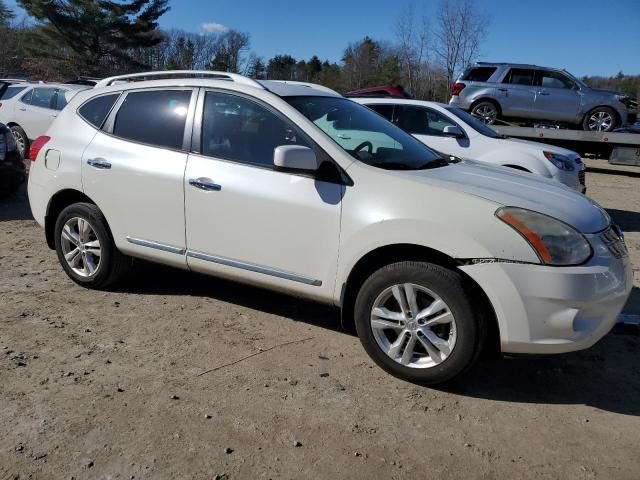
[[0, 85, 27, 100], [462, 67, 497, 82], [78, 93, 121, 129], [112, 90, 192, 150]]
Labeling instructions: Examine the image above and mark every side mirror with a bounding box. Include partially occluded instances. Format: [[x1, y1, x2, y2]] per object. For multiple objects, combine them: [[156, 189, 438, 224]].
[[273, 145, 318, 172], [443, 125, 464, 138]]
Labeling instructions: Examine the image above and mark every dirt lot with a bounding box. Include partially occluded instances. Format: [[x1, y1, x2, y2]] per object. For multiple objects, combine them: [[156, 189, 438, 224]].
[[1, 164, 639, 480]]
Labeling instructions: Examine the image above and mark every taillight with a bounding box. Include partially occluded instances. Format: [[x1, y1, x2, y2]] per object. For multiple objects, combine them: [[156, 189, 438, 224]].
[[451, 82, 466, 95], [29, 135, 51, 161]]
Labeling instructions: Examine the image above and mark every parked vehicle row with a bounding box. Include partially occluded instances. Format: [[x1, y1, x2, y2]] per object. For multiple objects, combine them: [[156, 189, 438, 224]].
[[27, 71, 632, 385], [449, 62, 638, 132], [0, 80, 90, 158]]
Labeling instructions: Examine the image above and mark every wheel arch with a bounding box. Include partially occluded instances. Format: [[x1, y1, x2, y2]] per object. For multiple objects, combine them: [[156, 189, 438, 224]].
[[582, 105, 620, 126], [340, 243, 500, 351], [45, 189, 97, 249], [469, 97, 503, 115]]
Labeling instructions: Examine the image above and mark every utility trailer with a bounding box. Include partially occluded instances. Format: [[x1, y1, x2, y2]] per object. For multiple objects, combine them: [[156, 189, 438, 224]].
[[491, 126, 640, 166]]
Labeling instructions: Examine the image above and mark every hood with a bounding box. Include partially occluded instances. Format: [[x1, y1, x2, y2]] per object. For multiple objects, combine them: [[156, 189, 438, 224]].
[[402, 160, 609, 233], [589, 87, 624, 96], [504, 137, 579, 158]]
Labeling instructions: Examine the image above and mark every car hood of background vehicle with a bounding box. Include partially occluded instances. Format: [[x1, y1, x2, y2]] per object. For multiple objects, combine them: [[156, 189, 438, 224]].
[[403, 160, 609, 233], [504, 137, 579, 159]]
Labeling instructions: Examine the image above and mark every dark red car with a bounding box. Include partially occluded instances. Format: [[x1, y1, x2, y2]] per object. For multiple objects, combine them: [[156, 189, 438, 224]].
[[346, 84, 413, 98]]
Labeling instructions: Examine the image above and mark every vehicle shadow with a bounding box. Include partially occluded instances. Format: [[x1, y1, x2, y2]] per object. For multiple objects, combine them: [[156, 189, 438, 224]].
[[606, 208, 640, 233], [121, 262, 639, 417], [0, 183, 33, 222]]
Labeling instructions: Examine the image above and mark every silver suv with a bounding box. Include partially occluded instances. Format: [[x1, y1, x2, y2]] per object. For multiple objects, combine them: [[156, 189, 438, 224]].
[[449, 63, 638, 132]]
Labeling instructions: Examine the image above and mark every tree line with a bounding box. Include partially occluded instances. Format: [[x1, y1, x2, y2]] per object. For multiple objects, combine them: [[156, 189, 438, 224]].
[[1, 0, 638, 102]]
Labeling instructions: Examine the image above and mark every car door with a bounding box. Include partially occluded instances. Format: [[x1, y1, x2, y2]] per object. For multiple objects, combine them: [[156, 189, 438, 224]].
[[495, 68, 537, 118], [82, 88, 195, 269], [393, 105, 470, 157], [533, 70, 581, 122], [184, 89, 343, 301], [13, 87, 59, 139]]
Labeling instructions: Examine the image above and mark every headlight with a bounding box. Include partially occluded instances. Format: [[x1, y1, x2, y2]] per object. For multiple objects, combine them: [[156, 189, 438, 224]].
[[543, 151, 574, 171], [496, 207, 593, 265]]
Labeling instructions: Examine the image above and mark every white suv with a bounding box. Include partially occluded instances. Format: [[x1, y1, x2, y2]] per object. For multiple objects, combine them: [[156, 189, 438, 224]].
[[0, 82, 89, 158], [28, 71, 632, 385], [354, 97, 586, 193]]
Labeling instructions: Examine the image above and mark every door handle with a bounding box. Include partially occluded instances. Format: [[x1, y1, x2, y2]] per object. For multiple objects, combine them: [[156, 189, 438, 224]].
[[19, 107, 26, 111], [538, 91, 550, 96], [337, 134, 351, 140], [498, 88, 508, 92], [189, 177, 221, 191], [87, 158, 112, 169]]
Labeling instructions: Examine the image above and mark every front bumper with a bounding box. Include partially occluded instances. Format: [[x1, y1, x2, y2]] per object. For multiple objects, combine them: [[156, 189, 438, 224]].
[[459, 233, 632, 354]]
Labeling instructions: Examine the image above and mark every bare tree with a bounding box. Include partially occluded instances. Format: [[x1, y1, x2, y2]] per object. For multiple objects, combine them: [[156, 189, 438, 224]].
[[435, 0, 489, 91], [209, 30, 250, 73], [395, 3, 432, 97]]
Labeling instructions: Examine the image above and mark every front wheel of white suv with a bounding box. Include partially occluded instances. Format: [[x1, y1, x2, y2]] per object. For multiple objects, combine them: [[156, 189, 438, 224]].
[[54, 202, 130, 289], [354, 262, 483, 385]]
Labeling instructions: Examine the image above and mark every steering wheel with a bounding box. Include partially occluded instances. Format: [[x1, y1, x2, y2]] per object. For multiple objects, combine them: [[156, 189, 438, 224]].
[[353, 141, 373, 154]]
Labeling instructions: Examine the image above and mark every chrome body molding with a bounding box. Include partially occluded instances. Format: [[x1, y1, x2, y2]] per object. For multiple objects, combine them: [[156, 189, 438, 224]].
[[125, 236, 186, 255], [186, 250, 322, 286]]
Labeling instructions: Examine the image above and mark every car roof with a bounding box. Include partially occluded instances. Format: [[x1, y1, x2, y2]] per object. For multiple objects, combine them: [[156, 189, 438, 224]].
[[353, 97, 450, 109], [473, 62, 566, 71], [92, 71, 341, 98]]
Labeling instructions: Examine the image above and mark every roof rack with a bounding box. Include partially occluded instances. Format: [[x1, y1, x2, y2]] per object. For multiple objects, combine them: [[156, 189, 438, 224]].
[[94, 70, 265, 90], [261, 80, 340, 96]]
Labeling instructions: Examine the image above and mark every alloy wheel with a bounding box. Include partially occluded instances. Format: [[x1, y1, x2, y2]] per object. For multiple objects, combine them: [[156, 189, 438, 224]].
[[587, 111, 614, 131], [472, 104, 498, 124], [60, 217, 102, 277], [12, 130, 25, 157], [370, 283, 457, 369]]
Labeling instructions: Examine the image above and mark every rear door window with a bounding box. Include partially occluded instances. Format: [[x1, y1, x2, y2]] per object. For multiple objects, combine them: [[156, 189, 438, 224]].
[[22, 87, 57, 109], [462, 67, 497, 82], [398, 106, 458, 136], [78, 93, 121, 129], [367, 104, 396, 123], [112, 89, 192, 150], [503, 68, 535, 86]]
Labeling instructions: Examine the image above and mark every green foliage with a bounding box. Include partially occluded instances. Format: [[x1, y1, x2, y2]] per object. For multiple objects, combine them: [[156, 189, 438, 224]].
[[17, 0, 170, 75]]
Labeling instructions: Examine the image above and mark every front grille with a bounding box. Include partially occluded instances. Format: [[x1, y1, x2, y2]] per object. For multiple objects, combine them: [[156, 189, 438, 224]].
[[601, 225, 628, 259], [579, 170, 586, 186]]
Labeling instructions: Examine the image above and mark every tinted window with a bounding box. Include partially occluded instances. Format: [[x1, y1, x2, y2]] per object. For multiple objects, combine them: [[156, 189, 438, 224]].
[[286, 96, 445, 171], [504, 68, 535, 86], [1, 85, 27, 100], [201, 91, 309, 168], [537, 70, 575, 89], [113, 90, 191, 150], [462, 67, 497, 82], [368, 104, 395, 122], [79, 93, 120, 129], [398, 106, 458, 136], [22, 87, 57, 109]]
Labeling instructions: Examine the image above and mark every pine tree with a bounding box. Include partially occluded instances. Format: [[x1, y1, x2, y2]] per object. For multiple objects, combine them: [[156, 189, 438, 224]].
[[17, 0, 170, 76]]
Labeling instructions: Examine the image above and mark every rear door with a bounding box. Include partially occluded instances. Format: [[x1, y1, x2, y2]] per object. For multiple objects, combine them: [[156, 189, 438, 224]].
[[533, 70, 581, 122], [14, 87, 59, 139], [82, 88, 195, 268], [496, 68, 537, 118]]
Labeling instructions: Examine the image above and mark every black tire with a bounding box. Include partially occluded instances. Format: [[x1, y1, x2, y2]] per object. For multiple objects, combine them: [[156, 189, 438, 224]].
[[354, 261, 482, 385], [10, 125, 29, 159], [582, 107, 618, 132], [54, 202, 130, 289], [470, 100, 500, 124]]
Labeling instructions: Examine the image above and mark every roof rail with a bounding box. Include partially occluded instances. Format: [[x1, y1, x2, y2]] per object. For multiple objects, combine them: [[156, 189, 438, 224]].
[[261, 80, 340, 96], [94, 70, 265, 90]]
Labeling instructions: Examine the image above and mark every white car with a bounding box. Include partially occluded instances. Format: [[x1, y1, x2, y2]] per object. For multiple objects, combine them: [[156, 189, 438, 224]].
[[353, 97, 586, 193], [27, 71, 632, 385], [0, 82, 89, 158]]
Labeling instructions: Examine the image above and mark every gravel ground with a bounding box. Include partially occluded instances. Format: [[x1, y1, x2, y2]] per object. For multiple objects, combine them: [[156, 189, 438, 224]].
[[1, 165, 639, 480]]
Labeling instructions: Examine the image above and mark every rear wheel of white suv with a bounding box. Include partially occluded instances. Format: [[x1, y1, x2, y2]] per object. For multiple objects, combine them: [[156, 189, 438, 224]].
[[10, 125, 28, 159], [354, 262, 481, 385], [54, 202, 130, 289]]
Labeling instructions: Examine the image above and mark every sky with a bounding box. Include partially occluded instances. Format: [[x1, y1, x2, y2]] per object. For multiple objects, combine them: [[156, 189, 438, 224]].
[[5, 0, 640, 77]]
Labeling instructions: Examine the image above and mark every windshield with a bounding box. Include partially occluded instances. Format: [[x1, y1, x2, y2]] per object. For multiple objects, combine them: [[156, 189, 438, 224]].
[[285, 96, 446, 170], [445, 107, 505, 139]]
